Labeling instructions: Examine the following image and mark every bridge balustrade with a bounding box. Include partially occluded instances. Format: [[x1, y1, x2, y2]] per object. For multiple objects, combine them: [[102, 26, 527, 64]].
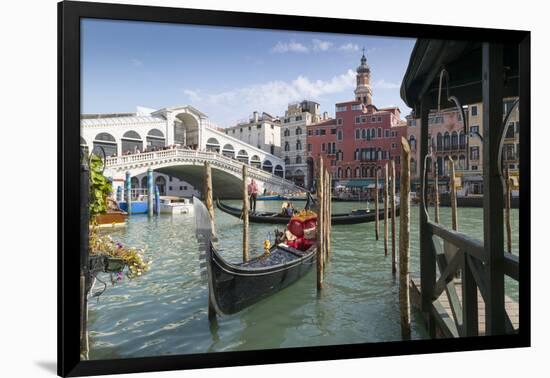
[[105, 148, 302, 192]]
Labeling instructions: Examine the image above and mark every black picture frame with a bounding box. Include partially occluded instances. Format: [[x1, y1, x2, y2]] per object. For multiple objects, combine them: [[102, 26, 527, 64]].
[[58, 1, 531, 376]]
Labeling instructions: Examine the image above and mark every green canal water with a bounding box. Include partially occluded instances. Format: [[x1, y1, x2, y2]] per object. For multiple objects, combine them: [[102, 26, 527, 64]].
[[88, 201, 520, 360]]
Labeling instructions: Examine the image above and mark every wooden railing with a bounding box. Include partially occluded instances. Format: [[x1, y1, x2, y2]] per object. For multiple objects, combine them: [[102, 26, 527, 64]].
[[416, 43, 525, 338], [423, 221, 518, 337]]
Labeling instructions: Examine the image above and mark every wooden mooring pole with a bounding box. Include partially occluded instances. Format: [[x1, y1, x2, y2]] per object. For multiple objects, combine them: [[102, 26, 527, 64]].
[[203, 162, 217, 320], [384, 163, 389, 256], [329, 174, 332, 259], [324, 171, 327, 263], [203, 162, 216, 236], [505, 168, 512, 253], [391, 160, 397, 275], [449, 157, 458, 231], [434, 160, 440, 223], [316, 157, 325, 290], [399, 137, 411, 339], [375, 169, 380, 240], [242, 165, 249, 262], [324, 169, 332, 262]]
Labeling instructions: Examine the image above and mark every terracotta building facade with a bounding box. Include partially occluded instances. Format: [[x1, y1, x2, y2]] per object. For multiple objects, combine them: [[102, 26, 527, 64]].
[[306, 52, 407, 194]]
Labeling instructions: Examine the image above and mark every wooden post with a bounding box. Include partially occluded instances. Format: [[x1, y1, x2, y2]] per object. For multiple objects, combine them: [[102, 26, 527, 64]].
[[325, 169, 332, 263], [399, 137, 411, 339], [384, 163, 389, 256], [505, 168, 512, 253], [434, 160, 440, 223], [203, 162, 217, 320], [80, 274, 89, 360], [323, 169, 328, 265], [375, 169, 380, 240], [449, 157, 458, 231], [391, 160, 397, 275], [242, 165, 249, 262], [419, 100, 436, 337], [316, 157, 324, 290], [203, 162, 216, 236], [327, 173, 332, 260], [482, 43, 505, 334]]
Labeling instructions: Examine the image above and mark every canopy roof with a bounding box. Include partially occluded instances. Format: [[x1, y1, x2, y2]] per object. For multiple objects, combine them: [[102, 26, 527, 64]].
[[400, 40, 519, 111]]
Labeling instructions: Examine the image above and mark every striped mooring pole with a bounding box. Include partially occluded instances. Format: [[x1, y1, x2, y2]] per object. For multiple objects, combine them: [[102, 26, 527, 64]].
[[154, 185, 161, 215], [116, 185, 122, 202], [125, 171, 132, 216], [147, 168, 154, 218]]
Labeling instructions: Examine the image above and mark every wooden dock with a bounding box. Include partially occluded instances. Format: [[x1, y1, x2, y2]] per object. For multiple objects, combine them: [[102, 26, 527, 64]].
[[410, 275, 519, 337]]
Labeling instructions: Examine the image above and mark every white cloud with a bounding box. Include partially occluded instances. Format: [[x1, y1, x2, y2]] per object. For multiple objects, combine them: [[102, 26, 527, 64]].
[[183, 89, 202, 102], [372, 79, 400, 89], [338, 45, 378, 56], [183, 69, 357, 125], [270, 39, 335, 54], [339, 43, 360, 52], [312, 39, 333, 52], [270, 40, 309, 53], [131, 58, 143, 67]]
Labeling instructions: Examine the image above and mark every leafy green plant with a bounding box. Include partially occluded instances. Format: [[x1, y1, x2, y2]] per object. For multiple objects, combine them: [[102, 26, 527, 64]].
[[89, 154, 113, 219], [85, 154, 152, 279]]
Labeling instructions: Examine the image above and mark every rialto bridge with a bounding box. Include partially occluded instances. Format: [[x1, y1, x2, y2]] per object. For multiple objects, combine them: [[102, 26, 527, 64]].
[[81, 105, 300, 198]]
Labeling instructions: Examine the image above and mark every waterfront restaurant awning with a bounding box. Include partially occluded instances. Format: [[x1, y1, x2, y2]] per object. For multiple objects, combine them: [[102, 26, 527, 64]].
[[336, 179, 375, 188], [336, 179, 401, 188]]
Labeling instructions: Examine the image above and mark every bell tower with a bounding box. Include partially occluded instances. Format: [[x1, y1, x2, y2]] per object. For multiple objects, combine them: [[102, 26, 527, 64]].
[[354, 49, 373, 105]]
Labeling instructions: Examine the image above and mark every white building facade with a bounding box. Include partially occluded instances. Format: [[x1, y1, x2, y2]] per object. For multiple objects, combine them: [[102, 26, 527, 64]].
[[223, 112, 282, 158], [280, 101, 327, 188]]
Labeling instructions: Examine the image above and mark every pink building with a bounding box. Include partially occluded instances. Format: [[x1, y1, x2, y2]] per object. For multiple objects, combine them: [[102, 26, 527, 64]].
[[306, 53, 407, 193]]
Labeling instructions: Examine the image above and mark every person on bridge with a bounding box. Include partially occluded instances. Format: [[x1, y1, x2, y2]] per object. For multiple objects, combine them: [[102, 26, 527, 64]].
[[248, 179, 258, 212]]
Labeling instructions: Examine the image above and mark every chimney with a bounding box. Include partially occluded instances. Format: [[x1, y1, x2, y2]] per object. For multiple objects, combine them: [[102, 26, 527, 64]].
[[253, 111, 259, 122], [323, 111, 329, 120]]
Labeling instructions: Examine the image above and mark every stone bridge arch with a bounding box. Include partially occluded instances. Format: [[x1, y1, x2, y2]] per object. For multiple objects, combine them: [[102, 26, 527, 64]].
[[104, 150, 301, 199], [155, 165, 244, 198], [174, 112, 200, 149]]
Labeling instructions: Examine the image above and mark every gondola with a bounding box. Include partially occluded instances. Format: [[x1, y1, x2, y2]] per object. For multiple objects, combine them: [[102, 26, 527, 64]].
[[194, 197, 316, 315], [216, 198, 399, 225]]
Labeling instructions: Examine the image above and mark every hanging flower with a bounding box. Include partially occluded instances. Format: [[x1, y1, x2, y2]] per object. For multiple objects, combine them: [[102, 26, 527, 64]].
[[89, 225, 151, 279]]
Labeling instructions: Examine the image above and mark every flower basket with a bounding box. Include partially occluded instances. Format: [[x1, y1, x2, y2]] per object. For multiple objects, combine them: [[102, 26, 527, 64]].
[[89, 254, 125, 274]]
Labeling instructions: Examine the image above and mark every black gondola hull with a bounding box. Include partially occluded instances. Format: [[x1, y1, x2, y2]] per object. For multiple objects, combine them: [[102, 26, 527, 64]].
[[207, 244, 315, 315], [216, 199, 399, 225]]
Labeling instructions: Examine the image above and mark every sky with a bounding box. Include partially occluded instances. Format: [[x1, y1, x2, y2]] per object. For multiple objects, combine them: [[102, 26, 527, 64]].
[[81, 19, 416, 127]]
